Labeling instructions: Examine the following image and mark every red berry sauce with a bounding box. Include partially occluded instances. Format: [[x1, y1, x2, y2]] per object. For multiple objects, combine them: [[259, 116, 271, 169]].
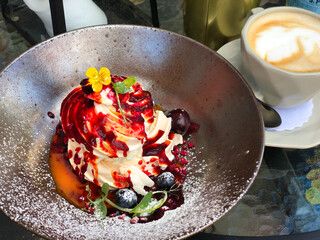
[[49, 123, 191, 223], [49, 75, 198, 223]]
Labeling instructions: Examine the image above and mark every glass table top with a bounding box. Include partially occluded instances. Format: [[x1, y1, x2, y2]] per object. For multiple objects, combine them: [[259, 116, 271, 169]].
[[0, 0, 320, 239]]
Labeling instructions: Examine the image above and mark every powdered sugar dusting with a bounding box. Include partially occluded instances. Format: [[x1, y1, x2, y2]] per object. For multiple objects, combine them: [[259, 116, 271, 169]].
[[0, 25, 263, 239], [0, 111, 249, 239]]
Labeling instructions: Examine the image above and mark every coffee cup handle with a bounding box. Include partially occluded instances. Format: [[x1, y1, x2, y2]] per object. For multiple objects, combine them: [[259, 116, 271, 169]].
[[245, 7, 264, 21]]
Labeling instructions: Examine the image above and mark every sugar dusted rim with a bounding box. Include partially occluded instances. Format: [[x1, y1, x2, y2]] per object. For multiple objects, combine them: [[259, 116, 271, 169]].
[[0, 25, 263, 239]]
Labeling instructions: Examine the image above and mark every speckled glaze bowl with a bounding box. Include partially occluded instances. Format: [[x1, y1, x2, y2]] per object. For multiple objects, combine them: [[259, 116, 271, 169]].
[[0, 25, 264, 239]]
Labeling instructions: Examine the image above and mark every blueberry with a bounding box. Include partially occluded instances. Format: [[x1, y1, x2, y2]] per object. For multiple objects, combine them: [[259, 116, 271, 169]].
[[115, 189, 138, 208], [167, 109, 191, 135], [157, 172, 175, 189]]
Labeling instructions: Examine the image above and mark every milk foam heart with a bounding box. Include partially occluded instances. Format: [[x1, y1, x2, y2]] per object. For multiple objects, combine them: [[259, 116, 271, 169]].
[[247, 11, 320, 73]]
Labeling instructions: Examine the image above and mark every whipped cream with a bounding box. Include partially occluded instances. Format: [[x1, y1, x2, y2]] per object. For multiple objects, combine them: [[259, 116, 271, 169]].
[[61, 78, 183, 195]]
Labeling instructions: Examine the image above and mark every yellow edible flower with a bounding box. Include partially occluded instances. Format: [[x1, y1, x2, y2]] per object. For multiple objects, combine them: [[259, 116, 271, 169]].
[[86, 67, 111, 92]]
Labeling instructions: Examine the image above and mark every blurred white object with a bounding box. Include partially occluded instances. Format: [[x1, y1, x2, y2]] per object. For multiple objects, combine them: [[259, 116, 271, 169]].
[[23, 0, 108, 36]]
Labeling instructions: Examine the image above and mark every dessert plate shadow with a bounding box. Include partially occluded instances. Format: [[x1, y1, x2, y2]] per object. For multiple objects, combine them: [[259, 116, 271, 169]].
[[0, 25, 263, 239], [218, 39, 320, 149]]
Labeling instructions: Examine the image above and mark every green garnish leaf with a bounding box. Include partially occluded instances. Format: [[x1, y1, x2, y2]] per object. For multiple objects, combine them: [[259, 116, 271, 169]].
[[123, 76, 136, 88], [93, 198, 108, 220], [113, 76, 136, 94], [85, 184, 108, 220], [101, 183, 109, 195], [130, 191, 153, 213], [104, 198, 133, 212], [86, 184, 91, 193], [113, 82, 129, 94], [85, 185, 95, 205], [113, 89, 129, 124], [130, 191, 168, 216], [84, 182, 176, 220], [110, 76, 136, 123]]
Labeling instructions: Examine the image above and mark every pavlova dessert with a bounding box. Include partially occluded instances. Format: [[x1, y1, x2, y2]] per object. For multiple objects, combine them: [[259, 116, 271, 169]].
[[49, 67, 198, 223]]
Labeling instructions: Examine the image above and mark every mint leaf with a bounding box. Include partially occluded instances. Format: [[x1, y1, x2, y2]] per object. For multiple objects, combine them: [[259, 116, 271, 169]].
[[85, 185, 108, 220], [86, 185, 95, 205], [129, 191, 167, 216], [86, 184, 91, 193], [113, 82, 125, 93], [113, 89, 129, 124], [124, 76, 136, 88], [101, 183, 109, 195], [113, 82, 131, 94], [85, 184, 170, 220], [93, 198, 108, 220], [130, 191, 152, 213], [111, 76, 136, 124], [112, 76, 136, 94]]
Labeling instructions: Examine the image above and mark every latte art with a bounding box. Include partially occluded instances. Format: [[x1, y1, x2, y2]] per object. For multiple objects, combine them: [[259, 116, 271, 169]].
[[247, 11, 320, 73]]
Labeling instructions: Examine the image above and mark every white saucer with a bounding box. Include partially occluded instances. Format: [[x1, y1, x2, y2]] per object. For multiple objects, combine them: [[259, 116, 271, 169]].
[[218, 39, 320, 149]]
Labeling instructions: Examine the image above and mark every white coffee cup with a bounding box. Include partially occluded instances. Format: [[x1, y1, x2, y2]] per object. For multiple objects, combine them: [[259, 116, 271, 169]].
[[241, 6, 320, 108]]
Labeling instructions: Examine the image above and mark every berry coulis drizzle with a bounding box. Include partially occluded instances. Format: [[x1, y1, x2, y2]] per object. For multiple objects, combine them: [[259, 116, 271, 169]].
[[50, 75, 194, 223], [60, 76, 154, 158], [60, 76, 172, 183], [49, 123, 187, 223]]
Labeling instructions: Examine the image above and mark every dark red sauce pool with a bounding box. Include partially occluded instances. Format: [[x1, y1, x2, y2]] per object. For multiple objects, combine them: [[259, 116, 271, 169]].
[[50, 74, 196, 223], [50, 123, 189, 223]]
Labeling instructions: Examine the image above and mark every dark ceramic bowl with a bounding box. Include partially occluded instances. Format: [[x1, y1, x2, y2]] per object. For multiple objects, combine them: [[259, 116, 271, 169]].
[[0, 25, 264, 239]]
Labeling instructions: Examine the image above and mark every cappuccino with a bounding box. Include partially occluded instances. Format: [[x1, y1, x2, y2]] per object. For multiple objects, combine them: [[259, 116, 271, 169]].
[[247, 11, 320, 73]]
